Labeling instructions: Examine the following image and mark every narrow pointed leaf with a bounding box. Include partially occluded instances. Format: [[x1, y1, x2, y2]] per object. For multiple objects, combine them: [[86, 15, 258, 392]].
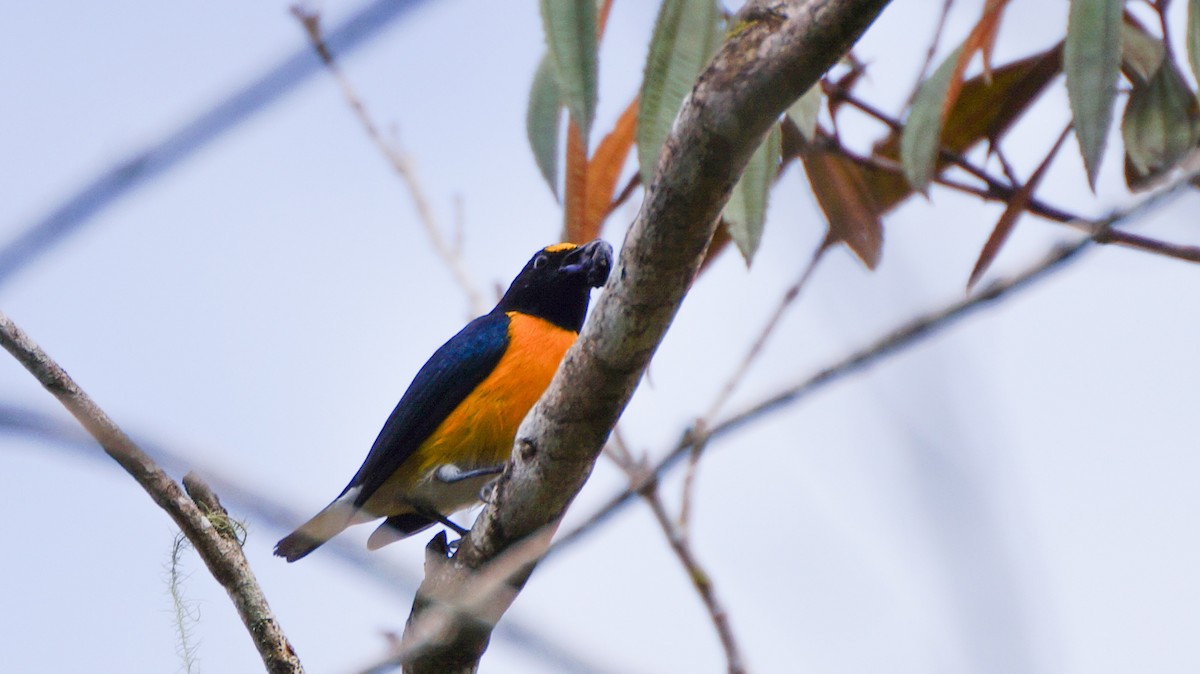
[[637, 0, 722, 182], [540, 0, 598, 139], [1189, 0, 1200, 87], [943, 0, 1011, 118], [563, 121, 589, 241], [597, 0, 614, 38], [1121, 59, 1200, 191], [880, 46, 1061, 160], [1120, 15, 1165, 88], [1064, 0, 1122, 187], [968, 127, 1071, 289], [901, 45, 963, 193], [873, 46, 1061, 211], [787, 85, 823, 141], [527, 54, 563, 199], [802, 145, 884, 269], [724, 125, 781, 264], [581, 97, 640, 241]]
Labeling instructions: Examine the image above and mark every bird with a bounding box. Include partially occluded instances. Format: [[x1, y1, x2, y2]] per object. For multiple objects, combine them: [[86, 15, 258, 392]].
[[274, 239, 613, 562]]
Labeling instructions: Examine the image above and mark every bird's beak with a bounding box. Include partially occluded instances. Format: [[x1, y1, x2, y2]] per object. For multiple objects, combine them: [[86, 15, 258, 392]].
[[560, 239, 613, 288]]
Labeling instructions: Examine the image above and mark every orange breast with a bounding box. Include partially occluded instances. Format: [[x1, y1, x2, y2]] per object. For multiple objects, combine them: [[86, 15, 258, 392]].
[[374, 309, 576, 508]]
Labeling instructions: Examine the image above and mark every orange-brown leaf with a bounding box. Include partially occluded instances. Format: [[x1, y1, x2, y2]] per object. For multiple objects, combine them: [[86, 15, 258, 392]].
[[876, 44, 1062, 189], [942, 0, 1011, 119], [581, 97, 639, 241], [563, 120, 589, 242], [802, 143, 885, 269], [967, 125, 1071, 289], [597, 0, 615, 39]]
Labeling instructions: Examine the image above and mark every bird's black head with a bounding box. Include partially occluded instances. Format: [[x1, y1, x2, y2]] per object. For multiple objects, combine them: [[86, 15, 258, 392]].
[[495, 239, 613, 332]]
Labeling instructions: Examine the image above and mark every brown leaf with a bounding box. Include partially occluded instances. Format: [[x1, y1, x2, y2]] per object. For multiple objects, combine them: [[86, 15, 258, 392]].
[[598, 0, 615, 39], [581, 97, 639, 241], [943, 0, 1012, 119], [872, 44, 1062, 209], [563, 120, 589, 242], [802, 139, 885, 269], [967, 125, 1072, 289]]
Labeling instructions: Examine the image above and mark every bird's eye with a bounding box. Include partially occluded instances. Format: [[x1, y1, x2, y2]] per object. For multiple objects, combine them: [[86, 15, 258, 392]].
[[533, 254, 549, 270]]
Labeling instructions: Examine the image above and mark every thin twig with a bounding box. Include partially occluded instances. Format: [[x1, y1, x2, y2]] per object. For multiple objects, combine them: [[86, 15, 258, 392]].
[[828, 86, 1200, 263], [0, 312, 303, 674], [676, 421, 711, 535], [705, 242, 827, 419], [352, 525, 561, 673], [642, 479, 746, 674], [605, 173, 643, 218], [293, 7, 487, 315], [0, 0, 427, 288], [675, 242, 828, 535], [0, 401, 611, 674], [606, 430, 746, 674]]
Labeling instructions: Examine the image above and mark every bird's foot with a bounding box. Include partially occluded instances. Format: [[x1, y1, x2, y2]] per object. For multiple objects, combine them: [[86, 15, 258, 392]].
[[435, 463, 504, 484]]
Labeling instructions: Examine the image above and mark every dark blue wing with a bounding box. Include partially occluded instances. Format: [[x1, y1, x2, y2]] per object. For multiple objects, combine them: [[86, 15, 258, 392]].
[[343, 311, 510, 506]]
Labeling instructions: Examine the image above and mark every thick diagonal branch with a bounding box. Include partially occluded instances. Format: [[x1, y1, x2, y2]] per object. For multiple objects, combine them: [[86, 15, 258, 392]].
[[0, 312, 302, 674], [398, 1, 895, 672]]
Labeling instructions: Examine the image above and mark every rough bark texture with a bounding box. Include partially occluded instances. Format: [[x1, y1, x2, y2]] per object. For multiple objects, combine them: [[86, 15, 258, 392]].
[[400, 1, 894, 672]]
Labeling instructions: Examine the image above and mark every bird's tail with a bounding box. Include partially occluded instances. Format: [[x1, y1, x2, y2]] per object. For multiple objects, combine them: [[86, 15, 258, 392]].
[[366, 513, 437, 550], [274, 497, 364, 562]]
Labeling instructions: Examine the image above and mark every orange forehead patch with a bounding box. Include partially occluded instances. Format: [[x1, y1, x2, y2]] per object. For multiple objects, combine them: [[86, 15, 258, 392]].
[[543, 242, 578, 254]]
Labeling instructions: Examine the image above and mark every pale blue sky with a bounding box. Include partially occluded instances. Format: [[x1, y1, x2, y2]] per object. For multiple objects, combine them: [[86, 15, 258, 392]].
[[1, 1, 1198, 673]]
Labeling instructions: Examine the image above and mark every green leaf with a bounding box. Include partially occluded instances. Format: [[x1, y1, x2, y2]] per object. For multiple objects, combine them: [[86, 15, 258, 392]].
[[900, 45, 963, 193], [526, 54, 563, 199], [540, 0, 597, 139], [1189, 0, 1200, 87], [637, 0, 722, 182], [1121, 59, 1200, 190], [1120, 16, 1165, 88], [1064, 0, 1122, 188], [724, 124, 781, 265], [786, 85, 823, 141]]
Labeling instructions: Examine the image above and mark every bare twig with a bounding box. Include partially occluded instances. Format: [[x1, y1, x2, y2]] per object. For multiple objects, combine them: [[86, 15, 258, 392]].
[[350, 525, 560, 674], [606, 430, 746, 674], [706, 243, 828, 419], [0, 401, 611, 674], [642, 478, 746, 674], [676, 420, 710, 534], [0, 312, 303, 674], [0, 0, 427, 288], [293, 7, 487, 315], [605, 172, 643, 218]]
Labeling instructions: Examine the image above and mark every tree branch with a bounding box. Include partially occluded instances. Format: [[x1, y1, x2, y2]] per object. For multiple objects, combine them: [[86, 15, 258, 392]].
[[0, 312, 303, 674], [293, 7, 488, 315], [398, 1, 895, 671]]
